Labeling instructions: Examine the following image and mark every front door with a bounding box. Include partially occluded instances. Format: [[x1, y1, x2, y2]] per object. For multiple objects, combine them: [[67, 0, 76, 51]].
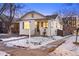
[[37, 22, 40, 32], [35, 21, 40, 35]]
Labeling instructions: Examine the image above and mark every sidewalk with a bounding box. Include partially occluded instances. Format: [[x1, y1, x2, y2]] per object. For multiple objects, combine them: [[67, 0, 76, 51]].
[[48, 35, 79, 56]]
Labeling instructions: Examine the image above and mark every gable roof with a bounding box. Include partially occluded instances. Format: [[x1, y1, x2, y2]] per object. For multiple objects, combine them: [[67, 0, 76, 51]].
[[21, 11, 45, 19], [20, 11, 58, 21]]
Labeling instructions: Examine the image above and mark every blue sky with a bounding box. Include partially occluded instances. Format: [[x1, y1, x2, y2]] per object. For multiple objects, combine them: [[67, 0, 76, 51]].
[[18, 3, 79, 16], [23, 3, 64, 15]]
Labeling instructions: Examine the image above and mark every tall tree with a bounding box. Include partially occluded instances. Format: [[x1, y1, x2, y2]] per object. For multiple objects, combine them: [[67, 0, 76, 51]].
[[0, 3, 24, 34], [58, 5, 78, 42]]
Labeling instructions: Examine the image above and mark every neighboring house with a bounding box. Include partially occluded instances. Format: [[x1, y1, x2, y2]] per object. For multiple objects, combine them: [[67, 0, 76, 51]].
[[76, 16, 79, 28], [0, 14, 19, 34], [62, 16, 77, 35], [19, 11, 62, 36], [0, 14, 9, 33], [11, 20, 19, 34]]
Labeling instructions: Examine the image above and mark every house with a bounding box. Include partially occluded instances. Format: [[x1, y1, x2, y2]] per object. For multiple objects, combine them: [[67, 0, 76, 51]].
[[0, 14, 19, 34], [2, 11, 78, 36], [62, 16, 77, 35], [0, 14, 9, 33], [19, 11, 63, 36]]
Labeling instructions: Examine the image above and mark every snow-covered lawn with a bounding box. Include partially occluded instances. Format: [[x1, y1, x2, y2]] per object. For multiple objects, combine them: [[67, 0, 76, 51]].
[[0, 36, 65, 49], [0, 35, 67, 49], [0, 36, 26, 41], [0, 34, 8, 36], [0, 51, 10, 56], [4, 37, 55, 49], [49, 36, 79, 56]]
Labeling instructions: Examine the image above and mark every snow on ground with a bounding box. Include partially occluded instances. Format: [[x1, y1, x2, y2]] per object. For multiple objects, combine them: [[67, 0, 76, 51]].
[[0, 34, 8, 36], [0, 36, 64, 41], [0, 35, 65, 49], [2, 36, 64, 49], [49, 36, 79, 56], [52, 36, 64, 40], [0, 51, 10, 56], [0, 36, 26, 41], [4, 37, 55, 49]]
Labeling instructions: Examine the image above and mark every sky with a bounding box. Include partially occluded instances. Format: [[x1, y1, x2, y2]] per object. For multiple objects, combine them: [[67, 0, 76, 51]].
[[1, 3, 79, 17], [18, 3, 79, 16]]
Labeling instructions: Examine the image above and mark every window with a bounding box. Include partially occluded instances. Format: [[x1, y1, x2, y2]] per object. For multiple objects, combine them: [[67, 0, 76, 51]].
[[43, 22, 45, 28], [45, 22, 48, 28], [23, 21, 30, 29], [43, 21, 48, 28], [35, 21, 48, 28]]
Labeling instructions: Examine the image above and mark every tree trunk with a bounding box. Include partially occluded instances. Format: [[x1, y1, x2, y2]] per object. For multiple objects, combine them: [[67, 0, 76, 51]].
[[75, 29, 78, 43], [8, 25, 12, 35]]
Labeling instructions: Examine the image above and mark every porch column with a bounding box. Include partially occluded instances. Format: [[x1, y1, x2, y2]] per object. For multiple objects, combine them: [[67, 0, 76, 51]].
[[47, 20, 51, 36], [29, 20, 31, 44]]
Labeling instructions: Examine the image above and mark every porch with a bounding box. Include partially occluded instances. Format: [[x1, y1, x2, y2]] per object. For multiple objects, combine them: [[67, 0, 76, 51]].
[[19, 19, 51, 36]]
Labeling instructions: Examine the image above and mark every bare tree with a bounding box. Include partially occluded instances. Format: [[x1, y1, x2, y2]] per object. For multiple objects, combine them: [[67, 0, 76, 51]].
[[0, 3, 24, 34], [59, 6, 79, 43], [0, 4, 7, 15]]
